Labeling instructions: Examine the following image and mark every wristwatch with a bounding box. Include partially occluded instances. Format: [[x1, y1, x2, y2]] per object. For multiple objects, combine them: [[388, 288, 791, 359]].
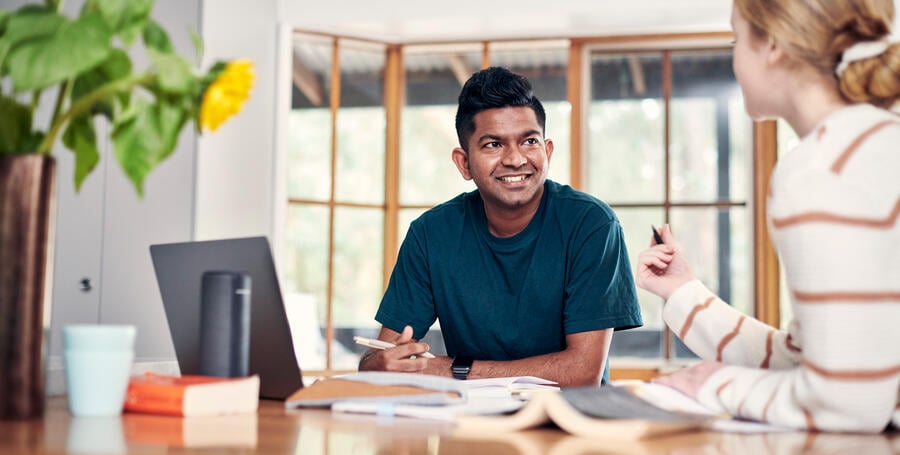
[[451, 356, 474, 380]]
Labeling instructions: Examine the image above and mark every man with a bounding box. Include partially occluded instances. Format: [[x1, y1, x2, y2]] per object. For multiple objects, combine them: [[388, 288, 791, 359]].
[[359, 67, 641, 386]]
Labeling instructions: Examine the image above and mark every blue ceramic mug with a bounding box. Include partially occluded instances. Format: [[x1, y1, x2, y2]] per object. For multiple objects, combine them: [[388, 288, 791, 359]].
[[63, 325, 136, 417]]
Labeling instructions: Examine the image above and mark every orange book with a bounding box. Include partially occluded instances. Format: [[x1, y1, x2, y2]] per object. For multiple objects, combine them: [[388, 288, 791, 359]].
[[124, 372, 259, 417]]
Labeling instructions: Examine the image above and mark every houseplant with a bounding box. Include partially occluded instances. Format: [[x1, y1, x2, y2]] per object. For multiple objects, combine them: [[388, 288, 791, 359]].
[[0, 0, 253, 418]]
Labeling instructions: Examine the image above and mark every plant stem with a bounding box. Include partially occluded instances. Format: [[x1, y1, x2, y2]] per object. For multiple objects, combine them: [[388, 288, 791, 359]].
[[36, 73, 155, 155], [47, 80, 69, 134]]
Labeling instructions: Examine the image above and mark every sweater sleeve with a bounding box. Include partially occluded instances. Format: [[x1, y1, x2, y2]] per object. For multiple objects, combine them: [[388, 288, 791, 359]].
[[664, 279, 898, 432], [663, 280, 802, 369]]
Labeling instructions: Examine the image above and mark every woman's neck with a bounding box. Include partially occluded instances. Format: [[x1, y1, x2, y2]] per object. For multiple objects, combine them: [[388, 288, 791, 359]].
[[780, 71, 850, 138]]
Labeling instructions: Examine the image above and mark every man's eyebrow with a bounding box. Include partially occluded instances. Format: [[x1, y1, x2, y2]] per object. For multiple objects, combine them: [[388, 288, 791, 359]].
[[476, 134, 503, 143], [476, 130, 542, 143]]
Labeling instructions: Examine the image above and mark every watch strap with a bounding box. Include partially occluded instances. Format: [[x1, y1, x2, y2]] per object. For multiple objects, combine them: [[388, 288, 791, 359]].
[[451, 356, 474, 380]]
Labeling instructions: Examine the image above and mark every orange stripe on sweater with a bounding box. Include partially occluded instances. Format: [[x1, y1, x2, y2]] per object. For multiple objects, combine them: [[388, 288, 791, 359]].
[[791, 384, 819, 432], [793, 290, 900, 303], [716, 316, 745, 361], [679, 296, 716, 340], [830, 119, 898, 174], [785, 334, 801, 353], [803, 360, 900, 380], [760, 331, 774, 369], [771, 197, 900, 229], [715, 379, 733, 398]]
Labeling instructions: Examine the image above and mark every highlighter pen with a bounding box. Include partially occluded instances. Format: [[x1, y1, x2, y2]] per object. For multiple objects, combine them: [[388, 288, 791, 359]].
[[353, 336, 436, 358], [651, 225, 664, 245]]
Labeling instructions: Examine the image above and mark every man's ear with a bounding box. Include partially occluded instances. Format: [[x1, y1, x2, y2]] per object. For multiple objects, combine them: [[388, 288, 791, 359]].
[[452, 147, 473, 180]]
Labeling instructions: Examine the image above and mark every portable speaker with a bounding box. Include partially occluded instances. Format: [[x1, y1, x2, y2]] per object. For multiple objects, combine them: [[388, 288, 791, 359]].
[[198, 271, 251, 377]]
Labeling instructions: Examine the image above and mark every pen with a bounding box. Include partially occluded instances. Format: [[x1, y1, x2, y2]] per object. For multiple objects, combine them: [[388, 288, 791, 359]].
[[651, 225, 664, 245], [353, 336, 436, 358]]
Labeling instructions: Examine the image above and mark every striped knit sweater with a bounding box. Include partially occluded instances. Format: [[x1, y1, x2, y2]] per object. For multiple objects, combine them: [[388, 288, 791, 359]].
[[663, 104, 900, 432]]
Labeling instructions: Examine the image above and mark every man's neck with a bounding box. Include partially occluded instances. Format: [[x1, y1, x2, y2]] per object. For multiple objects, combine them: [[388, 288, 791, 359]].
[[483, 193, 544, 238]]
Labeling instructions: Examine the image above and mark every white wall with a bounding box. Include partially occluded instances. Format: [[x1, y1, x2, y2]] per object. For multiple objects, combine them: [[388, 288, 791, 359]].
[[194, 0, 282, 241]]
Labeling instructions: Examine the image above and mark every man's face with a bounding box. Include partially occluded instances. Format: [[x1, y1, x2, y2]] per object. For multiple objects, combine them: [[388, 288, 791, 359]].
[[452, 106, 553, 214]]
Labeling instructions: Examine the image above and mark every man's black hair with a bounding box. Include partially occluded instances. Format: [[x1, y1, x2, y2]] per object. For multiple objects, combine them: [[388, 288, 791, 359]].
[[454, 66, 546, 150]]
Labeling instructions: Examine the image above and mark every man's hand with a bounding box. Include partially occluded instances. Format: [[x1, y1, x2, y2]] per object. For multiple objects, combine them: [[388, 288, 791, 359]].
[[635, 224, 696, 301], [652, 360, 723, 400], [358, 326, 433, 372]]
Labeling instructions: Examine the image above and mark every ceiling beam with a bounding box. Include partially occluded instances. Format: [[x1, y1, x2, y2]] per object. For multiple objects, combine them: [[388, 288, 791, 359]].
[[292, 52, 325, 107], [446, 53, 474, 87]]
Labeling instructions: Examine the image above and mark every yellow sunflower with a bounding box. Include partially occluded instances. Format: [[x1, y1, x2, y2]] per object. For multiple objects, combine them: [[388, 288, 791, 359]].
[[199, 59, 255, 132]]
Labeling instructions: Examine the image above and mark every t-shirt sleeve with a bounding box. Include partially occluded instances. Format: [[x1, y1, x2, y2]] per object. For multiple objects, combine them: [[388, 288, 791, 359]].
[[374, 220, 437, 340], [563, 216, 643, 334]]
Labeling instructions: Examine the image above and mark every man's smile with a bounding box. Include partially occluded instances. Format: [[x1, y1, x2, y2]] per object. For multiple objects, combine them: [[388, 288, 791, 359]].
[[496, 173, 532, 184]]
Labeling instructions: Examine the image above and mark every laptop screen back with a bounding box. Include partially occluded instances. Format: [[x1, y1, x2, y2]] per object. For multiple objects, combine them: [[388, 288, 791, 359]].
[[149, 236, 303, 399]]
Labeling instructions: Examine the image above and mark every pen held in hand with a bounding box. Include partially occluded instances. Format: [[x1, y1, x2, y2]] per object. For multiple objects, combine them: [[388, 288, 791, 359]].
[[651, 225, 664, 245], [353, 336, 436, 358]]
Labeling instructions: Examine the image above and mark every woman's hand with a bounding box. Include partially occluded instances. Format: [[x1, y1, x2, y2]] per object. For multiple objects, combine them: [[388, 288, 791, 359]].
[[635, 224, 696, 301], [652, 360, 724, 400]]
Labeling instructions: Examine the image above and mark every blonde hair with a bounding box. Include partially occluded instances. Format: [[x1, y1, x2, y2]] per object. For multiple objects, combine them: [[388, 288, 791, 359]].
[[734, 0, 900, 108]]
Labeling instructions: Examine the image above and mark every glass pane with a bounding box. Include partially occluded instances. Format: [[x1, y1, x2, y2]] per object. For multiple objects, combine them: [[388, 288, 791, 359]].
[[283, 204, 329, 371], [401, 44, 482, 205], [400, 105, 473, 205], [587, 53, 664, 203], [332, 207, 384, 370], [490, 41, 571, 185], [612, 207, 666, 329], [335, 41, 386, 205], [670, 51, 746, 203], [288, 111, 331, 201], [729, 97, 751, 202], [289, 35, 333, 201]]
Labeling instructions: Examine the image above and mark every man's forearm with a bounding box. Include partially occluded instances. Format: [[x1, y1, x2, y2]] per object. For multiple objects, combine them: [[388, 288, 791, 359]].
[[467, 350, 604, 386], [420, 330, 613, 387]]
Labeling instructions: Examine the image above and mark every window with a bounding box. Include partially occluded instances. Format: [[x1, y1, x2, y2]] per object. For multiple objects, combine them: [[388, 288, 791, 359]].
[[285, 35, 387, 371], [285, 32, 770, 376], [586, 48, 752, 360]]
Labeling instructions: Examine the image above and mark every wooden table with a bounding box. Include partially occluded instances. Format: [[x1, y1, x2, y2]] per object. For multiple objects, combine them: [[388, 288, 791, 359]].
[[0, 397, 896, 454]]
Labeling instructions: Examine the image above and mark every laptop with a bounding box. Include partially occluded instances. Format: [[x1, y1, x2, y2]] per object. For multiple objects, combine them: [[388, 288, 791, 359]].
[[149, 236, 304, 399]]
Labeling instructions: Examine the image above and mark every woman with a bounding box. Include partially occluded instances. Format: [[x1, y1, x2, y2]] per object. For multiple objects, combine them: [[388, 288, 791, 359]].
[[637, 0, 900, 432]]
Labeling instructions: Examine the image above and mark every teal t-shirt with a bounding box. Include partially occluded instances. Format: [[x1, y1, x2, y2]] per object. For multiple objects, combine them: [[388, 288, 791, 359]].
[[375, 180, 642, 382]]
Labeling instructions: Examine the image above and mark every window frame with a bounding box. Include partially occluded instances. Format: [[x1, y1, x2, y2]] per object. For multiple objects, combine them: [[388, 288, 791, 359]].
[[284, 30, 781, 379]]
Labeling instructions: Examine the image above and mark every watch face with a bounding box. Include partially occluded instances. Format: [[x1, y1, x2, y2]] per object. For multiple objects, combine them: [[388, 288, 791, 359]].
[[451, 357, 473, 379]]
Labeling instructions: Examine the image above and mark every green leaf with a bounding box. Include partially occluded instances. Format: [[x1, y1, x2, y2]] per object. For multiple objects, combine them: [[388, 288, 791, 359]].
[[111, 98, 187, 196], [7, 13, 112, 92], [148, 49, 195, 95], [43, 0, 61, 10], [142, 19, 172, 53], [72, 48, 132, 119], [62, 113, 100, 191], [3, 6, 63, 43], [116, 0, 154, 46], [83, 0, 127, 32], [82, 0, 154, 46], [0, 7, 64, 73], [0, 94, 32, 154], [189, 27, 203, 65]]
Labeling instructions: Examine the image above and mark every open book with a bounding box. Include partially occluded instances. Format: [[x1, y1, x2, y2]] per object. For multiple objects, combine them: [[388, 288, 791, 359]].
[[455, 385, 712, 440], [285, 372, 466, 408]]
